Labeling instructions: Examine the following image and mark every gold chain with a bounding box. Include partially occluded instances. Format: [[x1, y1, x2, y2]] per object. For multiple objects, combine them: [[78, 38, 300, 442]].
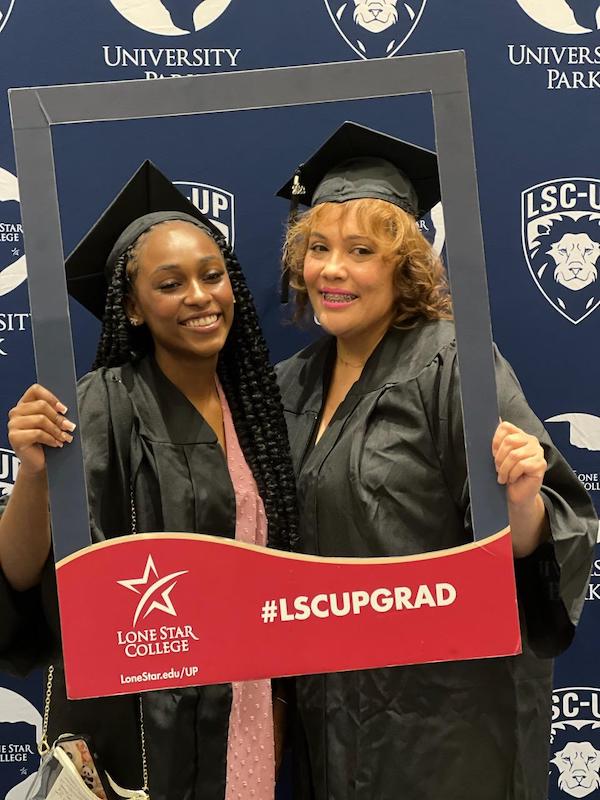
[[38, 665, 54, 756], [139, 697, 149, 794], [131, 484, 149, 796], [130, 485, 137, 535]]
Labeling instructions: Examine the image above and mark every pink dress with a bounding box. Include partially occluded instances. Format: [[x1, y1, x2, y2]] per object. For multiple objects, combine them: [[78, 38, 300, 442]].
[[217, 382, 275, 800]]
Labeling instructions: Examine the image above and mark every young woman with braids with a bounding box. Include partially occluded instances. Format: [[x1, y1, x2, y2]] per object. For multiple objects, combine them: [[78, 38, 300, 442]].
[[0, 168, 297, 800]]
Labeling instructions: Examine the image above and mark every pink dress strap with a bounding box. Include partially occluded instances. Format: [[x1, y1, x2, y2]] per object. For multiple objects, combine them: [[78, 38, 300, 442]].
[[217, 381, 275, 800]]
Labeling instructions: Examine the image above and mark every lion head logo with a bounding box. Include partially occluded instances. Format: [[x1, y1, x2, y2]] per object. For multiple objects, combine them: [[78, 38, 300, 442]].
[[353, 0, 399, 32], [551, 742, 600, 798], [323, 0, 426, 59], [548, 232, 599, 291], [524, 212, 600, 324]]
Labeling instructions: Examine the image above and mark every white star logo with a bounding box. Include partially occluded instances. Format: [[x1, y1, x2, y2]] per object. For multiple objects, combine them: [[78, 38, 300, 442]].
[[118, 555, 188, 626]]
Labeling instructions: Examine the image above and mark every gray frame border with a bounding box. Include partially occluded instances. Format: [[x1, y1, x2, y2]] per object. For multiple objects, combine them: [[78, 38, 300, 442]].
[[9, 52, 507, 561]]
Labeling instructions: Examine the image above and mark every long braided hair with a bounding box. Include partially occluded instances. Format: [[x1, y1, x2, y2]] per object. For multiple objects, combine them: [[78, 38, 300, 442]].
[[93, 223, 298, 551]]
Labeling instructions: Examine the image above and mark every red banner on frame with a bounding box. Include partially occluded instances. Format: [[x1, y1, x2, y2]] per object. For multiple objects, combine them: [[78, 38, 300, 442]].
[[57, 529, 520, 699]]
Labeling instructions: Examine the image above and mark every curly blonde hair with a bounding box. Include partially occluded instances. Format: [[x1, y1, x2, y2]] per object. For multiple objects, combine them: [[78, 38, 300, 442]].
[[283, 198, 452, 327]]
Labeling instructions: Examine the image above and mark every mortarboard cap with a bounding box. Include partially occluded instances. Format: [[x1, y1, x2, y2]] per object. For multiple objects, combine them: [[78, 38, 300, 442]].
[[277, 121, 440, 219], [65, 160, 221, 320]]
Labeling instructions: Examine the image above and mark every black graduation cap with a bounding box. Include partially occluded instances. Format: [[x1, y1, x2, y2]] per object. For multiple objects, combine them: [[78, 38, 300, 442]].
[[65, 160, 221, 320], [277, 120, 441, 219]]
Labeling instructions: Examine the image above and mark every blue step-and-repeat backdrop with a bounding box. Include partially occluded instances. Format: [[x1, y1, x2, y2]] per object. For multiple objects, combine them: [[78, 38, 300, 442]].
[[0, 1, 599, 798]]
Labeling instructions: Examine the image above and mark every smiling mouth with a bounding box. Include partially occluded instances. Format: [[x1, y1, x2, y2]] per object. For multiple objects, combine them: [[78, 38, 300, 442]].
[[321, 292, 358, 303], [180, 314, 221, 328]]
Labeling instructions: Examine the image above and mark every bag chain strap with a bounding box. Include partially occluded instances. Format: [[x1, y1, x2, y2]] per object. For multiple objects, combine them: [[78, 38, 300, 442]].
[[38, 663, 54, 756], [131, 484, 149, 795], [37, 485, 149, 796]]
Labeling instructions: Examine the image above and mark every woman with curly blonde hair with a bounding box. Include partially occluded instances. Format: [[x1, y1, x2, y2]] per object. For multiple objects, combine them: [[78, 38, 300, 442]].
[[276, 122, 596, 800], [284, 194, 452, 326]]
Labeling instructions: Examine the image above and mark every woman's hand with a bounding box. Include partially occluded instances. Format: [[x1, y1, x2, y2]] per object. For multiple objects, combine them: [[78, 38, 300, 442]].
[[492, 420, 547, 508], [8, 384, 76, 476], [492, 420, 550, 557]]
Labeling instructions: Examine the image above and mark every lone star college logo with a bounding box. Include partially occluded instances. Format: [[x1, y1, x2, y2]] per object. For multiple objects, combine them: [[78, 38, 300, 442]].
[[515, 0, 600, 34], [118, 555, 188, 626], [324, 0, 427, 59], [0, 686, 41, 800], [109, 0, 234, 36], [0, 1, 16, 35], [546, 413, 600, 451], [0, 167, 26, 300]]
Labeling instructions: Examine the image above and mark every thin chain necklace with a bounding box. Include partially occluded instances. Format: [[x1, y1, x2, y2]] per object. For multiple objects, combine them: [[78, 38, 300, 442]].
[[336, 353, 366, 369]]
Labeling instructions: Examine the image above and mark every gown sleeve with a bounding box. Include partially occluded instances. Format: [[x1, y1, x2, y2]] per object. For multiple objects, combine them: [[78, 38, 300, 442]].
[[420, 341, 597, 658], [0, 490, 57, 674], [0, 495, 54, 674], [0, 369, 125, 675], [78, 369, 131, 543]]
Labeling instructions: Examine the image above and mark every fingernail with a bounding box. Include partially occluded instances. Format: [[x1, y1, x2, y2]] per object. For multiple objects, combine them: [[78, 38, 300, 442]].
[[61, 432, 73, 443], [56, 402, 68, 415], [61, 420, 76, 432]]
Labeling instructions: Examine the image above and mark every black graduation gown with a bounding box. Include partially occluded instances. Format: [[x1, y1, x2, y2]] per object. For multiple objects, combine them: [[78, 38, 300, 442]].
[[0, 356, 240, 800], [276, 319, 597, 800]]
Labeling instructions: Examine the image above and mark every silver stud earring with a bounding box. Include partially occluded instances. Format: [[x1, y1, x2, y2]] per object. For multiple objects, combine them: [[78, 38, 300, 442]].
[[129, 317, 142, 327]]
